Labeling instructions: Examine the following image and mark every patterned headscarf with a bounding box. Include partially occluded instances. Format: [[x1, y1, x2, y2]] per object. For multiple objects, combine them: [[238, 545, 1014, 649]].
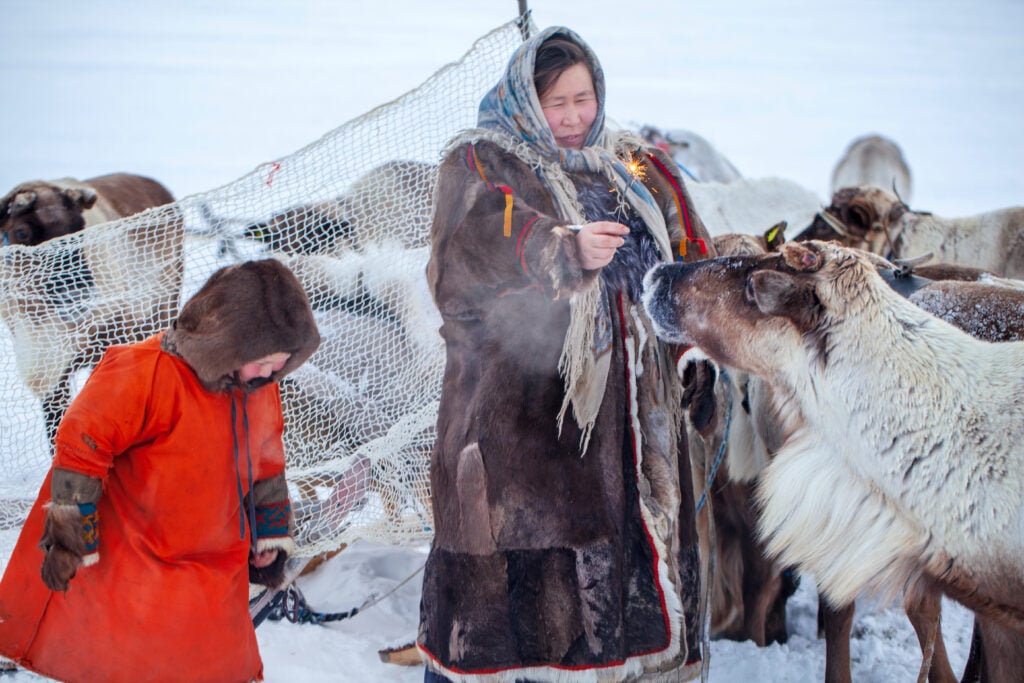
[[458, 26, 673, 453], [475, 26, 670, 257], [478, 26, 607, 162]]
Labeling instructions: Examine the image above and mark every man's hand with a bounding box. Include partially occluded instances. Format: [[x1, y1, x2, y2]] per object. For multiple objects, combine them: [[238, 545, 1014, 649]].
[[575, 221, 629, 270]]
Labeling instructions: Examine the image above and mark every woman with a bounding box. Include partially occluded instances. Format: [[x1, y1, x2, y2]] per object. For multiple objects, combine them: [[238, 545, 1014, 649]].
[[418, 26, 713, 683], [0, 258, 320, 683]]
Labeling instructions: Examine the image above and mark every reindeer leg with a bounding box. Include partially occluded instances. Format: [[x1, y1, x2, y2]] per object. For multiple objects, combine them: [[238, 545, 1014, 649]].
[[958, 618, 985, 683], [967, 616, 1024, 683], [739, 483, 784, 647], [904, 585, 957, 683], [821, 599, 854, 683], [743, 569, 780, 647], [764, 567, 799, 645]]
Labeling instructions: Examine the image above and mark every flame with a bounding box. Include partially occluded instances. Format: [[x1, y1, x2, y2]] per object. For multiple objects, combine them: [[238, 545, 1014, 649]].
[[625, 154, 648, 183]]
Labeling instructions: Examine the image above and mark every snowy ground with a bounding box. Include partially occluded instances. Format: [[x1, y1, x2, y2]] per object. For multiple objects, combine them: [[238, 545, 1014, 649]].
[[1, 0, 1020, 681]]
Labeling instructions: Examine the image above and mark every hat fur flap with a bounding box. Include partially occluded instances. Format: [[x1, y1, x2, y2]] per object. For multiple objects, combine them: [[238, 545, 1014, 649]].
[[162, 259, 320, 391]]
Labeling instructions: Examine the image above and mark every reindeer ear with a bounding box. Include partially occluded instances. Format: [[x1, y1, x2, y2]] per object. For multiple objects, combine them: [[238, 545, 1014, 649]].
[[64, 187, 98, 210], [763, 221, 786, 251], [7, 190, 38, 216], [749, 270, 805, 315]]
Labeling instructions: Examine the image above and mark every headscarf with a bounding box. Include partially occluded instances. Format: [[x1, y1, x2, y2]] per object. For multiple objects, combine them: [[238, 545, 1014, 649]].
[[458, 26, 674, 453], [477, 26, 608, 159]]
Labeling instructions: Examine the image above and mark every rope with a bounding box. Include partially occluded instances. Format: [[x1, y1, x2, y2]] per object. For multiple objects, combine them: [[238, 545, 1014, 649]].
[[693, 366, 732, 682], [695, 367, 732, 514], [700, 499, 715, 683], [264, 562, 425, 626]]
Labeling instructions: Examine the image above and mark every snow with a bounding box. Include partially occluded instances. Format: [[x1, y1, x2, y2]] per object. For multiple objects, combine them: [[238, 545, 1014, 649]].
[[1, 0, 1020, 681]]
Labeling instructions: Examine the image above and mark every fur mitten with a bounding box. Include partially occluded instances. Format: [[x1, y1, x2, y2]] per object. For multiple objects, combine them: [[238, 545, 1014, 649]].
[[249, 549, 289, 588], [247, 474, 297, 589], [39, 468, 102, 592], [39, 502, 99, 592]]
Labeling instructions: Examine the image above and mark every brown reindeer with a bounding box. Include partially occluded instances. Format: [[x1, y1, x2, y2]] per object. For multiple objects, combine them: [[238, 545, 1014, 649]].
[[796, 185, 1024, 278], [0, 173, 184, 443]]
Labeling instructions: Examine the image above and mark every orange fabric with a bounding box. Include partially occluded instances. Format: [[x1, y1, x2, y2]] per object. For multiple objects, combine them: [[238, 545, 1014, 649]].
[[0, 334, 286, 683]]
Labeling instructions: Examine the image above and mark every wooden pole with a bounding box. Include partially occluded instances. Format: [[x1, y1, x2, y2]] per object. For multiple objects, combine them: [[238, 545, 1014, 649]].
[[516, 0, 531, 40]]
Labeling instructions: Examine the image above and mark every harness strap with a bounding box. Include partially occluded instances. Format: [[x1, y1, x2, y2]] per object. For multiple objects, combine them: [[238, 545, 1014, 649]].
[[262, 562, 426, 626], [879, 267, 934, 299], [695, 368, 732, 514]]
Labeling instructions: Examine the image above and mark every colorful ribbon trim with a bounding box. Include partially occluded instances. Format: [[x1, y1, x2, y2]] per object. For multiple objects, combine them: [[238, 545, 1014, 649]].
[[468, 144, 515, 238], [645, 152, 707, 260], [255, 500, 292, 539], [78, 502, 99, 554]]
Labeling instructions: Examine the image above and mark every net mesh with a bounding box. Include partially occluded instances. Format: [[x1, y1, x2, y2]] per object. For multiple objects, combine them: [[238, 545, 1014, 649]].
[[0, 19, 527, 564]]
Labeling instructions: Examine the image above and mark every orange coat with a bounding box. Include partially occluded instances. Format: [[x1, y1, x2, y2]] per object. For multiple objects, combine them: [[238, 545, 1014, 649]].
[[0, 334, 287, 683]]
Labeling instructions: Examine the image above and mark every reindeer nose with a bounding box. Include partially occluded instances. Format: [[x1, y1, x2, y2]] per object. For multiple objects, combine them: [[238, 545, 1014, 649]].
[[642, 264, 669, 301], [642, 263, 685, 315]]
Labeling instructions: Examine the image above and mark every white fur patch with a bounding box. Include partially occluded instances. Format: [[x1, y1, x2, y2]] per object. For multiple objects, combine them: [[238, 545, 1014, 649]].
[[256, 536, 297, 557], [755, 252, 1024, 608]]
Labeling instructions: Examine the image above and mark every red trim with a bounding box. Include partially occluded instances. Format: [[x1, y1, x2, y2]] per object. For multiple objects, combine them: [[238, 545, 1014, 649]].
[[646, 152, 708, 258], [418, 642, 653, 677], [674, 345, 694, 365], [616, 291, 673, 645], [466, 143, 481, 178], [515, 216, 541, 276], [496, 283, 543, 298]]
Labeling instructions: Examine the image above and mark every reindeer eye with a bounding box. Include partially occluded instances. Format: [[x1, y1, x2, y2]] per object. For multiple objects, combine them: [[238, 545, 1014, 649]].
[[744, 277, 756, 302]]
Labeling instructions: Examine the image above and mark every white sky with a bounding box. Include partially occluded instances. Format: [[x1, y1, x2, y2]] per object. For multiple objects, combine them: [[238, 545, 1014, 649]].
[[2, 0, 1022, 216]]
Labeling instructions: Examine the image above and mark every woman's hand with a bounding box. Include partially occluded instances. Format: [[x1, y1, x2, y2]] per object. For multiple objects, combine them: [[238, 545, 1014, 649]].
[[251, 548, 279, 568], [575, 221, 629, 270]]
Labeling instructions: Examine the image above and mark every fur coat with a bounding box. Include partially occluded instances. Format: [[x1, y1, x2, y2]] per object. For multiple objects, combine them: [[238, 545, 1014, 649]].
[[417, 133, 712, 682], [0, 259, 319, 683]]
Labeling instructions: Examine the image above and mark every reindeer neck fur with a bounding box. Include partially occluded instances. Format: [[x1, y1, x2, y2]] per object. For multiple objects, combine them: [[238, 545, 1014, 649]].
[[897, 208, 1024, 276], [757, 254, 1024, 608]]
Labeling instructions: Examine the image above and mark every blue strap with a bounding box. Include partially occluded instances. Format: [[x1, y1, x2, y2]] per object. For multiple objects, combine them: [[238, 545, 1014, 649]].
[[231, 397, 246, 540], [231, 395, 258, 544], [695, 368, 732, 514], [242, 393, 258, 551]]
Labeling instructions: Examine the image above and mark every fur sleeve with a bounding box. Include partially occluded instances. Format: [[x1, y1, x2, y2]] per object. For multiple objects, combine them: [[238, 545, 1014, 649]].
[[52, 345, 159, 479], [427, 142, 596, 315]]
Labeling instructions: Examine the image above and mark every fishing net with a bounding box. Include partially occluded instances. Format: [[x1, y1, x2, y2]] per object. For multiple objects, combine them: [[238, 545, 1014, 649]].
[[0, 18, 528, 565]]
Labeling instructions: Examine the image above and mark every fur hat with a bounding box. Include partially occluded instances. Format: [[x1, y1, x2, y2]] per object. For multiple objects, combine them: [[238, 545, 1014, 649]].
[[163, 259, 320, 391]]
